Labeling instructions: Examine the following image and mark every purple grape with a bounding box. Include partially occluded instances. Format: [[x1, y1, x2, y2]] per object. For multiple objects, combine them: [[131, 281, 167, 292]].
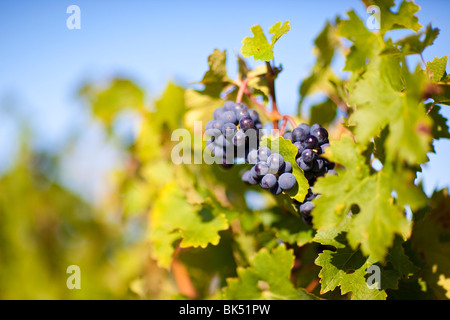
[[239, 116, 255, 131], [278, 173, 297, 191], [303, 135, 318, 149], [260, 174, 277, 189]]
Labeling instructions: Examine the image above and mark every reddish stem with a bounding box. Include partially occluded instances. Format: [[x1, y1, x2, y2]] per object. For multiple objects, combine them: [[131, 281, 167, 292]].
[[244, 88, 272, 119], [279, 115, 298, 136]]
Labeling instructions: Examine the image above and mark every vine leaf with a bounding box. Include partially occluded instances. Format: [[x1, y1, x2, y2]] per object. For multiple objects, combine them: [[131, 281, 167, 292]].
[[426, 56, 450, 106], [340, 9, 432, 165], [260, 135, 309, 202], [222, 244, 317, 299], [241, 21, 290, 61], [389, 24, 440, 56], [362, 0, 422, 34], [149, 182, 229, 268], [314, 218, 418, 299], [312, 135, 427, 262]]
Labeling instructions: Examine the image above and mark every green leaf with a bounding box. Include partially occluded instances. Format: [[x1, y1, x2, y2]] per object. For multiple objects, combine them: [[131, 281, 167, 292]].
[[393, 24, 440, 56], [153, 82, 185, 130], [315, 247, 388, 299], [337, 10, 379, 72], [222, 244, 317, 299], [314, 220, 418, 300], [348, 41, 432, 164], [241, 21, 290, 61], [79, 78, 145, 127], [312, 135, 427, 261], [362, 0, 422, 34], [198, 49, 234, 96], [427, 56, 448, 82], [149, 182, 229, 268], [260, 135, 309, 202], [309, 98, 338, 127], [271, 213, 314, 247]]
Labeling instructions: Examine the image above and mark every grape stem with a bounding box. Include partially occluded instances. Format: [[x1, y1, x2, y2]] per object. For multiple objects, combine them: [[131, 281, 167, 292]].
[[243, 87, 272, 118], [279, 115, 297, 136], [265, 61, 282, 129], [236, 76, 254, 103]]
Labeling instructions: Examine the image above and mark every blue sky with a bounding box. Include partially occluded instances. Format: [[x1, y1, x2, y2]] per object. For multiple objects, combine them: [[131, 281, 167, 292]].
[[0, 0, 449, 200]]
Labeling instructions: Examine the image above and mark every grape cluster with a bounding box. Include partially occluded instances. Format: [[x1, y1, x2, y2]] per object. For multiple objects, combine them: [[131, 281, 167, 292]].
[[205, 101, 263, 168], [284, 123, 337, 225], [241, 146, 297, 196]]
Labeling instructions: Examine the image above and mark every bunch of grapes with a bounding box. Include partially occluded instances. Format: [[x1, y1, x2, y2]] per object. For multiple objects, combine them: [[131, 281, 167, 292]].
[[284, 123, 337, 225], [205, 101, 263, 168], [241, 146, 297, 196]]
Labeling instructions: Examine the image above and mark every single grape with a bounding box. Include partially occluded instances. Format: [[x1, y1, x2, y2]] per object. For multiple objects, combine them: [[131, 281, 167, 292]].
[[283, 131, 292, 141], [236, 109, 250, 121], [242, 170, 251, 183], [213, 107, 225, 120], [292, 126, 309, 142], [247, 109, 259, 122], [239, 116, 255, 131], [278, 173, 297, 190], [301, 149, 316, 163], [222, 122, 237, 137], [257, 146, 271, 162], [254, 162, 269, 177], [303, 135, 318, 149], [260, 174, 277, 189], [298, 123, 310, 135], [309, 123, 321, 133], [234, 102, 247, 113], [267, 153, 285, 173], [223, 100, 236, 111], [299, 201, 315, 217], [247, 149, 258, 164], [222, 111, 237, 124], [205, 120, 221, 137], [311, 127, 329, 145]]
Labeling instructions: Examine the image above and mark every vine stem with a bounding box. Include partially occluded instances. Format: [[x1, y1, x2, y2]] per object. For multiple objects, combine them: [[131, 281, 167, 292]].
[[279, 115, 297, 136], [239, 61, 297, 134], [243, 88, 272, 118], [236, 76, 254, 103], [265, 61, 282, 129]]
